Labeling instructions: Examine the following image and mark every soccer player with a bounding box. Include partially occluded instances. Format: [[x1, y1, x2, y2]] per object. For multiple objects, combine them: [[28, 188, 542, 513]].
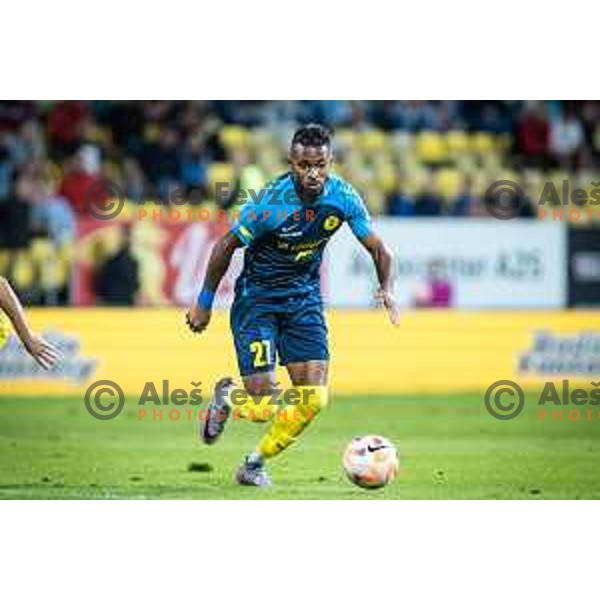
[[186, 124, 398, 486], [0, 276, 60, 368]]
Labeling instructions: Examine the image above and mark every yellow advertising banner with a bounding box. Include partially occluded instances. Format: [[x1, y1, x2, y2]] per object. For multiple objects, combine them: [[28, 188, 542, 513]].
[[1, 309, 599, 397]]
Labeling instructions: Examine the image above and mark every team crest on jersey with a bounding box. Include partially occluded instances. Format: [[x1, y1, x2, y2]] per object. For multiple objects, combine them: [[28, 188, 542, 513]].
[[323, 215, 341, 231]]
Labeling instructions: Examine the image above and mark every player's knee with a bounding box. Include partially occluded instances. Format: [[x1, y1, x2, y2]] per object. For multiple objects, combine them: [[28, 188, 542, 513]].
[[243, 375, 275, 397]]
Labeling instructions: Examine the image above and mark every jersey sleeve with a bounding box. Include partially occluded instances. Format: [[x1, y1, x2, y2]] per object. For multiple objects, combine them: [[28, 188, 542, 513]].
[[230, 201, 270, 246], [345, 186, 373, 241]]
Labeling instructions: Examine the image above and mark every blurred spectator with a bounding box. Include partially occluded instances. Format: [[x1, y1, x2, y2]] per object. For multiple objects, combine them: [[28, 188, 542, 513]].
[[478, 102, 512, 134], [1, 100, 598, 228], [415, 174, 443, 216], [94, 227, 140, 306], [0, 173, 34, 301], [47, 101, 88, 158], [308, 101, 352, 127], [180, 136, 208, 196], [0, 133, 13, 199], [121, 157, 146, 202], [26, 166, 76, 245], [0, 171, 32, 250], [59, 145, 103, 213], [396, 101, 439, 132], [137, 127, 181, 192], [580, 101, 600, 160], [516, 102, 550, 168], [104, 101, 144, 152], [10, 119, 46, 166], [3, 100, 600, 311], [414, 259, 453, 308], [550, 105, 584, 169], [386, 179, 416, 216], [0, 101, 35, 131]]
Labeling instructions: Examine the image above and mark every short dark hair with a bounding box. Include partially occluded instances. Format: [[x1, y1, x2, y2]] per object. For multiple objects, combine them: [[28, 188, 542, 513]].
[[291, 123, 332, 149]]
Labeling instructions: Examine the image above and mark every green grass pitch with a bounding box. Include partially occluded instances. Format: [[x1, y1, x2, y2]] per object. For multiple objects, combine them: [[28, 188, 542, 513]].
[[1, 392, 599, 499]]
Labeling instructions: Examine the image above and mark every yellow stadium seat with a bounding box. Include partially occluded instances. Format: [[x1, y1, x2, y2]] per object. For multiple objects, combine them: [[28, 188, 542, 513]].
[[436, 168, 463, 200], [30, 239, 55, 262], [454, 154, 478, 172], [404, 165, 428, 195], [57, 242, 75, 263], [357, 129, 388, 154], [375, 162, 397, 194], [364, 190, 385, 216], [415, 131, 447, 164], [470, 132, 496, 156], [481, 151, 504, 170], [446, 131, 470, 156], [13, 251, 35, 290], [220, 125, 250, 150], [471, 168, 489, 196], [207, 162, 235, 199], [39, 258, 62, 291]]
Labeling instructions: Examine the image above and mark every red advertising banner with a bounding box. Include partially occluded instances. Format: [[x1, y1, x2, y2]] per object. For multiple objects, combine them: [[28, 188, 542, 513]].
[[74, 216, 244, 307]]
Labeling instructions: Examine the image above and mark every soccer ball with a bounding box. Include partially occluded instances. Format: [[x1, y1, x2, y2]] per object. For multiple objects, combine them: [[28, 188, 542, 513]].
[[342, 435, 399, 489]]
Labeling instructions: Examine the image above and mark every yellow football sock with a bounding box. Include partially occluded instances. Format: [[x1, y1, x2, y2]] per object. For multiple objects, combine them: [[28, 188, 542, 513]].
[[257, 386, 329, 459]]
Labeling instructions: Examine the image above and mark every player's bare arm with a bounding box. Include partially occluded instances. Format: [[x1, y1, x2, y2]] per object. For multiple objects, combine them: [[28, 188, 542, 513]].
[[359, 233, 400, 325], [0, 276, 60, 369], [185, 231, 244, 334]]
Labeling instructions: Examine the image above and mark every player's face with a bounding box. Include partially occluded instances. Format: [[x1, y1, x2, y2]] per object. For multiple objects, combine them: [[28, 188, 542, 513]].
[[289, 143, 332, 198]]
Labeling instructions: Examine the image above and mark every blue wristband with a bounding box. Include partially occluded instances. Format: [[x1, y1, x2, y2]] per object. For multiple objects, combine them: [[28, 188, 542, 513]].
[[197, 289, 215, 310]]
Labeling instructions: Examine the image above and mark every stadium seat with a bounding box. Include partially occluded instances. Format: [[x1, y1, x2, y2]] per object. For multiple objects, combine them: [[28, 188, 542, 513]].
[[207, 162, 235, 199], [356, 129, 388, 154], [375, 161, 397, 194], [446, 131, 470, 156], [436, 168, 463, 200], [414, 131, 447, 164], [39, 252, 69, 292], [12, 251, 35, 290], [220, 125, 250, 150], [470, 132, 496, 156], [29, 239, 54, 262]]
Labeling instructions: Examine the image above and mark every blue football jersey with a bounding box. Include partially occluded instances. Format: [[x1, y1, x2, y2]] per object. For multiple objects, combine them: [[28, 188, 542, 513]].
[[230, 172, 372, 299]]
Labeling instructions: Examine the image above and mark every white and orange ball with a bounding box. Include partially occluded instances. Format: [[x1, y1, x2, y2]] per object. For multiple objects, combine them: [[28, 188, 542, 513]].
[[343, 435, 399, 489]]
